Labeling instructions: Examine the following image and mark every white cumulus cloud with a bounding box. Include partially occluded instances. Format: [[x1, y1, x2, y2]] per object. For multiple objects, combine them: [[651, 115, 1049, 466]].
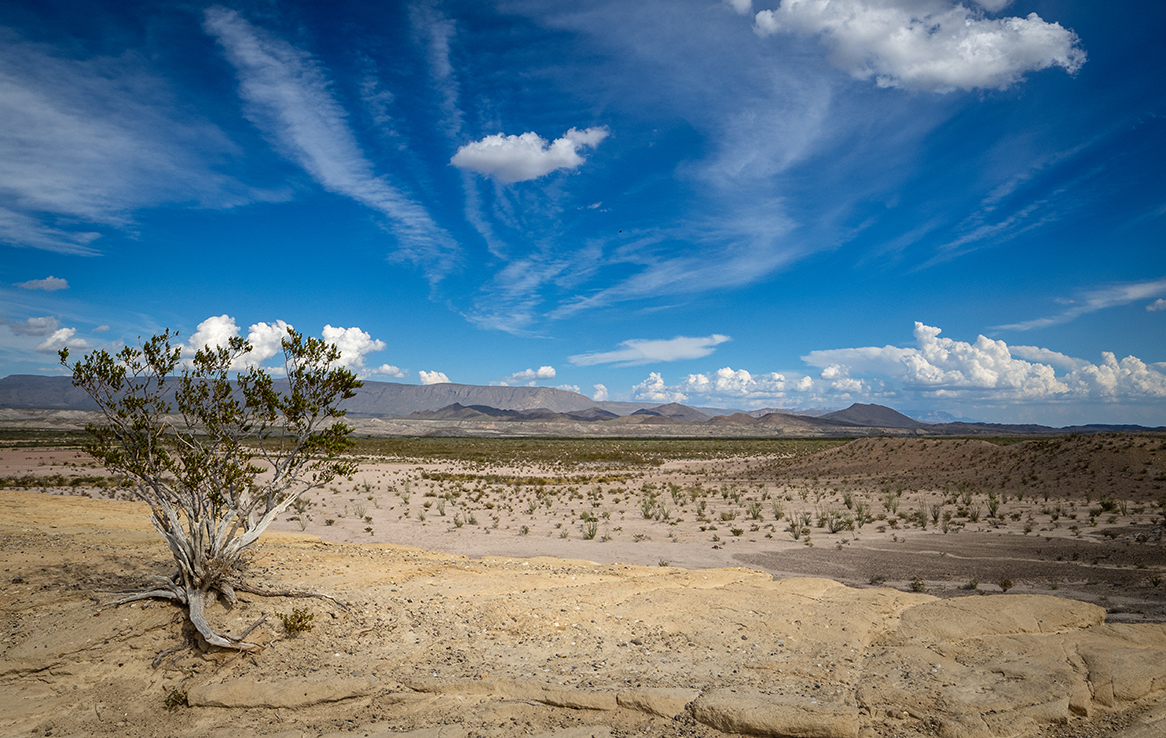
[[451, 127, 609, 184], [15, 276, 68, 291], [819, 364, 848, 380], [631, 372, 688, 404], [1147, 298, 1166, 312], [831, 377, 866, 394], [631, 366, 842, 407], [1067, 354, 1166, 399], [188, 314, 243, 355], [36, 327, 89, 353], [419, 370, 451, 385], [570, 334, 731, 366], [504, 366, 556, 384], [803, 323, 1066, 395], [679, 367, 789, 398], [592, 384, 609, 402], [244, 320, 293, 367], [321, 325, 387, 375], [187, 315, 293, 369], [369, 364, 407, 379], [753, 0, 1085, 92], [185, 316, 391, 377], [802, 322, 1166, 403]]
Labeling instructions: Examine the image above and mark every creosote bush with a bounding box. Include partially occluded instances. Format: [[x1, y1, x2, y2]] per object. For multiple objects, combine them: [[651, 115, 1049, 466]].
[[59, 328, 360, 651], [278, 607, 316, 635]]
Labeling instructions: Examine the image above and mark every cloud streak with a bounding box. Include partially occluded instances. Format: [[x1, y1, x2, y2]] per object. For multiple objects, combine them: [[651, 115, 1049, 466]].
[[994, 277, 1166, 331], [570, 334, 731, 366], [2, 316, 59, 336], [203, 7, 460, 281], [0, 29, 264, 254]]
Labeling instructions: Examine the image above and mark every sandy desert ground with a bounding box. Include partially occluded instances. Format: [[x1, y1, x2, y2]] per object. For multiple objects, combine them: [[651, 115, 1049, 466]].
[[2, 433, 1166, 737]]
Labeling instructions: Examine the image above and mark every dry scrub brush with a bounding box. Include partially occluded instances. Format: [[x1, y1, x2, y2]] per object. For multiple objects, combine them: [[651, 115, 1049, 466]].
[[60, 328, 360, 650]]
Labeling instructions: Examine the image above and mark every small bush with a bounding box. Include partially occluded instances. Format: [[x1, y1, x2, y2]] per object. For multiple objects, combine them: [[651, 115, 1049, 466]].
[[998, 578, 1013, 593], [278, 607, 315, 635], [909, 576, 926, 593], [164, 687, 189, 710]]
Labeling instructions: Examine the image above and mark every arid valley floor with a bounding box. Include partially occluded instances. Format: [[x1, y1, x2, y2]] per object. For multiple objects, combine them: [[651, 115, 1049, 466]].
[[2, 433, 1166, 737]]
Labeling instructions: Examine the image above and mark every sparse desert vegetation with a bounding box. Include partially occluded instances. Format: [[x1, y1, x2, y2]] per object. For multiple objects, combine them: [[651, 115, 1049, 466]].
[[3, 430, 1166, 737], [4, 431, 1165, 618]]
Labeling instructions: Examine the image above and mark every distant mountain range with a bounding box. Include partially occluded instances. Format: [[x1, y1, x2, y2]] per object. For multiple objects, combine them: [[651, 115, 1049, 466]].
[[1, 375, 1160, 437]]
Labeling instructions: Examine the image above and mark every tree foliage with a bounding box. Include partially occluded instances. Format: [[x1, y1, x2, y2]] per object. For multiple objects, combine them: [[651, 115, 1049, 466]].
[[60, 328, 361, 649]]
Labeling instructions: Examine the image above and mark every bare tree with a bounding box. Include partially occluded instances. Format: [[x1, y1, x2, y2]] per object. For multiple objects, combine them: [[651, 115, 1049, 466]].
[[59, 328, 361, 650]]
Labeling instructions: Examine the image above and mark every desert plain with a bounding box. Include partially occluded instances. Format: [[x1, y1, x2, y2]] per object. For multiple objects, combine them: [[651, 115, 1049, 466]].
[[3, 431, 1166, 737]]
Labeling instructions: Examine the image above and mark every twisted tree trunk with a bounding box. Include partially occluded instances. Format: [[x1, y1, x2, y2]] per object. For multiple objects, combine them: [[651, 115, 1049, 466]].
[[62, 328, 361, 653]]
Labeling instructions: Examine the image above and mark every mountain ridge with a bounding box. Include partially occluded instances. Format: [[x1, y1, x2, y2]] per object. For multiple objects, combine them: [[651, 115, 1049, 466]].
[[2, 375, 1161, 435]]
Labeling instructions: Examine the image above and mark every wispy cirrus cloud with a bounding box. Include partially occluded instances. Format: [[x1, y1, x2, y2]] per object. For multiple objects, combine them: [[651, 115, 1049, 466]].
[[444, 1, 825, 332], [1, 316, 59, 336], [0, 28, 266, 254], [570, 334, 730, 366], [410, 1, 464, 140], [994, 277, 1166, 331], [203, 7, 460, 281]]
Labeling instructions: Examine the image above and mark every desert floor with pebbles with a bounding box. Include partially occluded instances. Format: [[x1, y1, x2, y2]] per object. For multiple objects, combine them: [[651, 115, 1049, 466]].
[[2, 433, 1165, 737]]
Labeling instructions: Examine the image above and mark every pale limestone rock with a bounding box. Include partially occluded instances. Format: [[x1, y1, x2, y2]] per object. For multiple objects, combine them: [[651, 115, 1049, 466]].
[[616, 688, 700, 718], [895, 595, 1105, 643], [408, 678, 617, 711], [689, 688, 859, 737], [186, 676, 376, 708]]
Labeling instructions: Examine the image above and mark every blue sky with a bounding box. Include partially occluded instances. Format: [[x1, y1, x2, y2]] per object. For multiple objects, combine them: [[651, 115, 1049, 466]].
[[2, 0, 1164, 425]]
